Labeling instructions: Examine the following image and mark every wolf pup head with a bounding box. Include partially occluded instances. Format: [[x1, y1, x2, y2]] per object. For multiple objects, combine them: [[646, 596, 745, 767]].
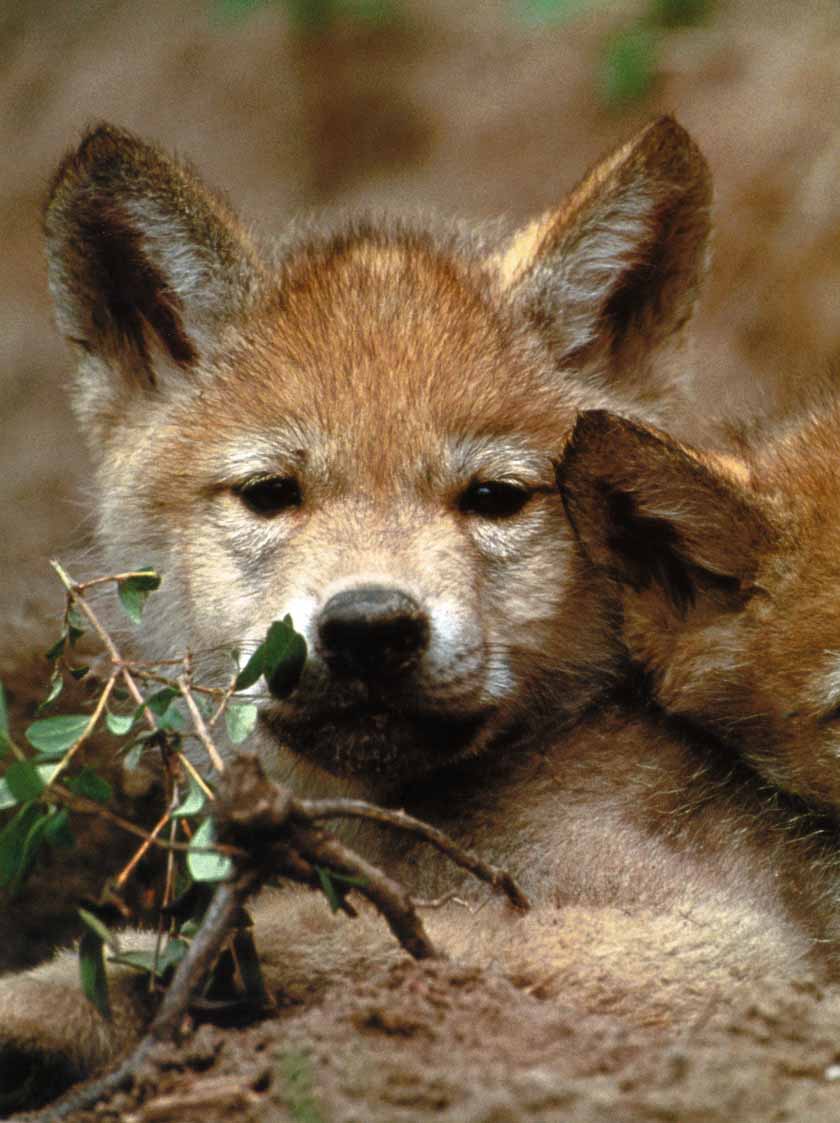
[[561, 406, 840, 811], [45, 118, 710, 791]]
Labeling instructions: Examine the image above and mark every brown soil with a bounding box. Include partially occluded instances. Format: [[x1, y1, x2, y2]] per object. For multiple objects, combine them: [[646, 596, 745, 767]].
[[51, 960, 840, 1122], [6, 1, 840, 1120]]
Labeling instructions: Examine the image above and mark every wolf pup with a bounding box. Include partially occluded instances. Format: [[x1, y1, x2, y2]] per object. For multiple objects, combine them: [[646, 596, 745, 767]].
[[560, 403, 840, 812], [42, 115, 710, 802], [0, 118, 719, 1110]]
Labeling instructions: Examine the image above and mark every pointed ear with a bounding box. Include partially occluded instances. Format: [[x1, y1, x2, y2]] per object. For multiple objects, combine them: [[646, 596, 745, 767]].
[[44, 124, 266, 437], [490, 116, 711, 396], [558, 411, 773, 613]]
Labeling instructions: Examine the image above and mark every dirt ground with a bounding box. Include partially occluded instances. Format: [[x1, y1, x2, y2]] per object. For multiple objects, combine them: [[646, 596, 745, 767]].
[[44, 960, 840, 1123], [6, 0, 840, 1119]]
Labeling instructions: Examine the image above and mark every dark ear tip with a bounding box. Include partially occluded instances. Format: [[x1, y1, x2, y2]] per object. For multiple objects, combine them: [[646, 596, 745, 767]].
[[642, 114, 712, 197], [557, 410, 620, 491], [638, 114, 697, 154], [45, 122, 151, 220], [565, 409, 635, 461], [568, 409, 617, 443], [74, 122, 142, 165]]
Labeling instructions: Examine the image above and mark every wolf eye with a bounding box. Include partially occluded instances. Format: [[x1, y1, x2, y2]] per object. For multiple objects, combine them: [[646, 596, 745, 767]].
[[459, 480, 530, 519], [236, 476, 302, 516]]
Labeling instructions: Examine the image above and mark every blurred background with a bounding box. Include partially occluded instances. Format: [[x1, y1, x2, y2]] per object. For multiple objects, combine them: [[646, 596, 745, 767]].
[[3, 0, 840, 637]]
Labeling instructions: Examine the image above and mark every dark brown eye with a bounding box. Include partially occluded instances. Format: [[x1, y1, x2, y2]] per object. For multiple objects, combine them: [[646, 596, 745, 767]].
[[459, 481, 530, 519], [236, 476, 302, 516]]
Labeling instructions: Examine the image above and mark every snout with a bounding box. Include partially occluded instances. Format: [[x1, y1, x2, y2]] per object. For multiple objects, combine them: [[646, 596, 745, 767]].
[[316, 584, 430, 680]]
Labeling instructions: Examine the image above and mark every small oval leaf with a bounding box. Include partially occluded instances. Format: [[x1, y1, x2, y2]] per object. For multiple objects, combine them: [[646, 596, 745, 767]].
[[68, 768, 113, 805], [38, 669, 64, 713], [173, 774, 207, 819], [117, 568, 161, 624], [187, 818, 233, 882], [0, 764, 59, 811], [225, 702, 258, 745], [3, 760, 46, 803], [25, 714, 91, 758], [106, 710, 136, 736], [234, 645, 265, 692]]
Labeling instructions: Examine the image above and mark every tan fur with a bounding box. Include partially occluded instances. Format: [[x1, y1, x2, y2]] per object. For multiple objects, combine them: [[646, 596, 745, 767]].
[[6, 118, 796, 1111]]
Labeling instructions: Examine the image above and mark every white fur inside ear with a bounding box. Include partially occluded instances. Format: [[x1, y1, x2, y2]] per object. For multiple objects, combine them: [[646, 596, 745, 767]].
[[544, 188, 655, 354], [123, 198, 229, 346]]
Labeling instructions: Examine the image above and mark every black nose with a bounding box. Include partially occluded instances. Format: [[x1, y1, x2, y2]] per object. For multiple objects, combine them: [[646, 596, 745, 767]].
[[317, 585, 429, 679]]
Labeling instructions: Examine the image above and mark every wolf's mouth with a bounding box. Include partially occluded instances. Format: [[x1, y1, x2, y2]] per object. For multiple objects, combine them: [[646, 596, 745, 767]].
[[262, 700, 491, 781]]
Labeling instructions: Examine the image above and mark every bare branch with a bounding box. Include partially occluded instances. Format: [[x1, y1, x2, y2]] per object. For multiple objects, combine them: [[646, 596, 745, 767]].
[[176, 674, 226, 774], [303, 798, 531, 911]]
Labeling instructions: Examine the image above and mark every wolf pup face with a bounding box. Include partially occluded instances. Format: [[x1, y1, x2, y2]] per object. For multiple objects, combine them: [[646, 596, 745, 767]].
[[45, 118, 710, 788], [561, 406, 840, 811]]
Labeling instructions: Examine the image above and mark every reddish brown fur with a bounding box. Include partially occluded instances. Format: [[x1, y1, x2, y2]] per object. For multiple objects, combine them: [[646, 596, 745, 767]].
[[562, 404, 840, 811]]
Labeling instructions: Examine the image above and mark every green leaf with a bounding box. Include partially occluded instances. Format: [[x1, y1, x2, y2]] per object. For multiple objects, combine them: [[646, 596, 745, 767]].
[[3, 760, 46, 803], [69, 664, 90, 681], [187, 817, 233, 882], [37, 668, 64, 713], [134, 688, 184, 732], [68, 768, 113, 805], [158, 707, 186, 733], [78, 907, 121, 952], [173, 774, 207, 819], [67, 604, 87, 634], [0, 804, 52, 893], [79, 929, 111, 1020], [25, 714, 91, 758], [0, 804, 41, 885], [0, 682, 9, 757], [45, 633, 66, 662], [109, 937, 188, 978], [122, 739, 149, 770], [106, 710, 136, 736], [117, 568, 161, 624], [44, 807, 74, 849], [277, 1048, 324, 1123], [0, 764, 59, 811], [225, 702, 258, 745], [315, 867, 367, 913], [235, 617, 307, 696], [233, 645, 266, 692], [263, 616, 307, 698], [193, 692, 215, 719], [140, 687, 178, 718]]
